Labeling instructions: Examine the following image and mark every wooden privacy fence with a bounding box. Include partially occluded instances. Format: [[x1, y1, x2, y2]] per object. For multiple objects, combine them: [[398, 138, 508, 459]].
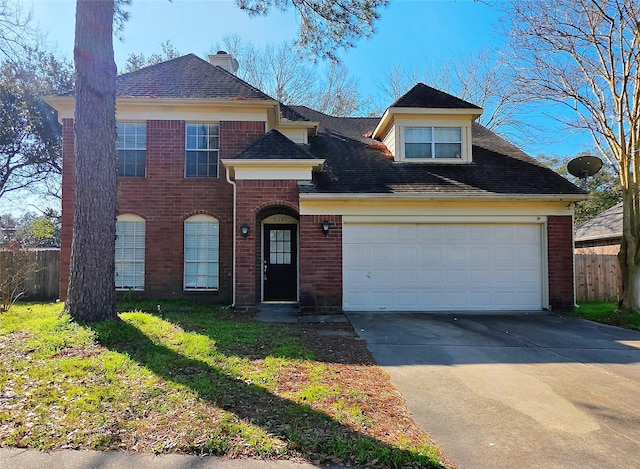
[[574, 253, 620, 303], [0, 249, 60, 301], [0, 249, 625, 304]]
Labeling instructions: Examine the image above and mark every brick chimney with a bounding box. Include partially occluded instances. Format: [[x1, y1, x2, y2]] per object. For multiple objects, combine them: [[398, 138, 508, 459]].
[[208, 51, 239, 74]]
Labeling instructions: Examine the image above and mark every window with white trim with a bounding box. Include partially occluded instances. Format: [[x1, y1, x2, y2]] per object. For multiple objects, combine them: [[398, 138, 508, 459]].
[[116, 122, 146, 177], [405, 126, 462, 159], [184, 215, 219, 290], [185, 123, 219, 177], [115, 214, 145, 290]]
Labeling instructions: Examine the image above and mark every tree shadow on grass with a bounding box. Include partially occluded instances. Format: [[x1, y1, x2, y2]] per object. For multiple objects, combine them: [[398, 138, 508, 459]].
[[90, 316, 444, 469], [117, 300, 353, 362]]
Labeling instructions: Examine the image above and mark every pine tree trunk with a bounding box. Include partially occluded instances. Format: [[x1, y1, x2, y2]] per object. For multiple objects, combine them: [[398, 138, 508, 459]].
[[65, 0, 117, 322]]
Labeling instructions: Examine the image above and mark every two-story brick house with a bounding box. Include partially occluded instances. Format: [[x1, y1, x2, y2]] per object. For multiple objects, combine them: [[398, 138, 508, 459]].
[[46, 52, 585, 313]]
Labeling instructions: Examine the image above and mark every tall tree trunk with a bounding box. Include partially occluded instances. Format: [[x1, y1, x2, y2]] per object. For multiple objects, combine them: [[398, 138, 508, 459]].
[[65, 0, 117, 321], [618, 190, 640, 311]]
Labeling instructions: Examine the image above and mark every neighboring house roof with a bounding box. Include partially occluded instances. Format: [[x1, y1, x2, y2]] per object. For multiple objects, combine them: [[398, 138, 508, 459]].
[[575, 203, 623, 243], [290, 106, 584, 196], [391, 83, 482, 110], [234, 129, 318, 160]]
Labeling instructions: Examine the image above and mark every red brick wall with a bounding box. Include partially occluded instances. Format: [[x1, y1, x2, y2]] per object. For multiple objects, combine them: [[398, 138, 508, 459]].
[[234, 180, 300, 307], [220, 121, 265, 158], [299, 215, 343, 313], [548, 215, 575, 311], [59, 119, 264, 301]]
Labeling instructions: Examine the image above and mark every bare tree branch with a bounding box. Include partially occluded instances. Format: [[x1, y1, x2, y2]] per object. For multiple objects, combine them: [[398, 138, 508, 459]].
[[504, 0, 640, 310]]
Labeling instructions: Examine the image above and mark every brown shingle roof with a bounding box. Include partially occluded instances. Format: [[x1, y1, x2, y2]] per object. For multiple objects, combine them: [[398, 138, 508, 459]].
[[391, 83, 481, 109], [234, 130, 317, 160], [289, 106, 584, 196], [115, 54, 274, 100]]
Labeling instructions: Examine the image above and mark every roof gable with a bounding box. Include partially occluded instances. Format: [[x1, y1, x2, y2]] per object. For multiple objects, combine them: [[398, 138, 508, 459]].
[[115, 54, 275, 101], [234, 129, 317, 160], [391, 83, 481, 110]]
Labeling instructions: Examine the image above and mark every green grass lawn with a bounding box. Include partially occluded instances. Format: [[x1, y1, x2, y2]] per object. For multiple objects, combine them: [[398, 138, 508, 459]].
[[569, 301, 640, 330], [0, 301, 446, 468]]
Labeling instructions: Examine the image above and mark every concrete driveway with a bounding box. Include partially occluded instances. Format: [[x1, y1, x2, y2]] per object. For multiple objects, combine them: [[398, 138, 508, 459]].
[[346, 312, 640, 469]]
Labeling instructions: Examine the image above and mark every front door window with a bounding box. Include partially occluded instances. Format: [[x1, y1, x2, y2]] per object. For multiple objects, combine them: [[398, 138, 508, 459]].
[[263, 224, 297, 301]]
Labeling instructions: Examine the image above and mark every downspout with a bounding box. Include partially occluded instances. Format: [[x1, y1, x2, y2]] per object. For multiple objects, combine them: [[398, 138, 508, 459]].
[[225, 168, 236, 308]]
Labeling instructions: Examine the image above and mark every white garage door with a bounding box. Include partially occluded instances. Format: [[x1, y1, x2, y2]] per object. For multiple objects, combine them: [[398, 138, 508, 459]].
[[343, 223, 544, 311]]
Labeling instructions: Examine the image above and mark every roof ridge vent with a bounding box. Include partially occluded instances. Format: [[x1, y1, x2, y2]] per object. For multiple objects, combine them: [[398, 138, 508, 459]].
[[208, 51, 239, 75]]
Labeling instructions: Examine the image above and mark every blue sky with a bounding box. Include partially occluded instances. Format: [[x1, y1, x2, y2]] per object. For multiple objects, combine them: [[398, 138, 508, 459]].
[[27, 0, 592, 157], [6, 0, 592, 216]]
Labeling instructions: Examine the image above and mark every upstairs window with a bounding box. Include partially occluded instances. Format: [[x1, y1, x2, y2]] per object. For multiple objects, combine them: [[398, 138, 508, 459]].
[[116, 122, 146, 177], [185, 123, 219, 177], [405, 126, 462, 159]]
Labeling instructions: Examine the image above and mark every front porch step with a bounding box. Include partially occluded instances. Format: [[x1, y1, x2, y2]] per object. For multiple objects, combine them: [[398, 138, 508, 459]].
[[254, 304, 347, 323]]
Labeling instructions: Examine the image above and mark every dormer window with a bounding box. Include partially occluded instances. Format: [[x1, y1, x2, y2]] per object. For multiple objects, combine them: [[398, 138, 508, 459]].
[[405, 126, 462, 159], [371, 83, 483, 165]]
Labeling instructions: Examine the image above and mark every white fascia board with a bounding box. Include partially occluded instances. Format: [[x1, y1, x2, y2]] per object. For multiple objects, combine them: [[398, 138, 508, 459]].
[[299, 192, 588, 202], [299, 194, 582, 217], [44, 96, 280, 123], [371, 106, 484, 140], [371, 109, 391, 140], [390, 107, 484, 117], [222, 158, 324, 180], [276, 120, 320, 137], [43, 96, 73, 123]]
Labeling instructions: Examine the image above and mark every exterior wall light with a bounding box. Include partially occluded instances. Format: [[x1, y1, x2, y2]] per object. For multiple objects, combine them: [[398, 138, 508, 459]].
[[241, 223, 249, 239], [321, 220, 330, 237]]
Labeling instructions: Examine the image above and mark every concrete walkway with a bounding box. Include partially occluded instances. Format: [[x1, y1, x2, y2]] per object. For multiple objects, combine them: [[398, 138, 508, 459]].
[[0, 447, 344, 469], [347, 312, 640, 469], [254, 304, 348, 323]]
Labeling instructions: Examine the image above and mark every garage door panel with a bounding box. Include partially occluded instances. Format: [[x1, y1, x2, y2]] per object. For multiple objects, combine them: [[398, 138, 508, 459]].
[[396, 291, 420, 308], [446, 247, 467, 263], [421, 246, 443, 262], [398, 269, 421, 287], [398, 246, 419, 262], [447, 226, 467, 242], [446, 269, 468, 285], [468, 269, 493, 284], [397, 225, 419, 241], [469, 247, 491, 262], [518, 248, 541, 263], [344, 223, 544, 312], [445, 290, 469, 306], [418, 225, 443, 241]]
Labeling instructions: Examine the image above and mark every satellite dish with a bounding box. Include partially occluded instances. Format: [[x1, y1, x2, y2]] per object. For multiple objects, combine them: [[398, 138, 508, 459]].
[[567, 155, 603, 187]]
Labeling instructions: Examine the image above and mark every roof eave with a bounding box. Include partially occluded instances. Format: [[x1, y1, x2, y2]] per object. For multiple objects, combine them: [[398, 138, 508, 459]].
[[299, 193, 588, 202], [43, 95, 281, 123], [371, 106, 484, 140], [574, 233, 622, 243], [222, 158, 325, 180]]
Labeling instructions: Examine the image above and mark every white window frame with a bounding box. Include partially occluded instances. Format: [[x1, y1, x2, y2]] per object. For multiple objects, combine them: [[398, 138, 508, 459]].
[[185, 123, 220, 178], [116, 122, 146, 177], [184, 214, 219, 291], [404, 126, 463, 160], [115, 214, 145, 291]]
